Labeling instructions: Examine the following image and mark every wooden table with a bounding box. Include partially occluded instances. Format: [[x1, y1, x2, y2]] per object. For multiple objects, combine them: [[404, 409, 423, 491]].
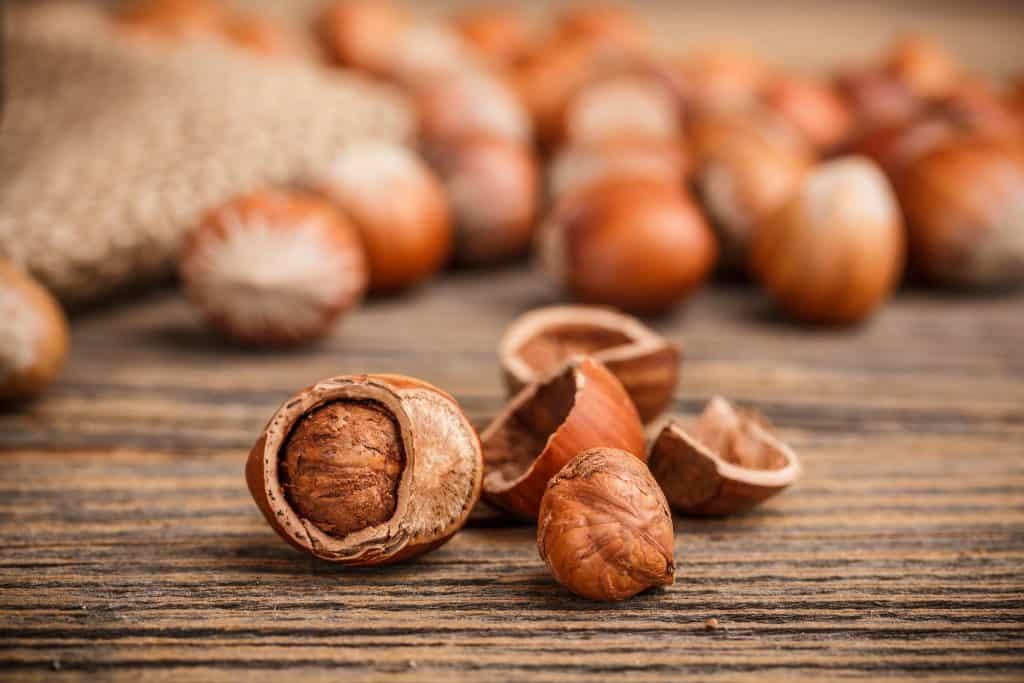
[[1, 269, 1022, 681]]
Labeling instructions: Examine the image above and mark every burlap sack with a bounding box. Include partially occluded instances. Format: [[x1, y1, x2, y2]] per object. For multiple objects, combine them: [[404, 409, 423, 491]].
[[0, 2, 413, 306]]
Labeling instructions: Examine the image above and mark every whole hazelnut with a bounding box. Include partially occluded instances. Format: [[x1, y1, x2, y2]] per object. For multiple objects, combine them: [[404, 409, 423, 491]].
[[381, 23, 475, 87], [897, 135, 1024, 289], [0, 260, 70, 404], [555, 5, 647, 56], [179, 190, 368, 347], [513, 37, 600, 146], [247, 374, 483, 565], [848, 117, 958, 180], [938, 77, 1024, 140], [751, 157, 905, 325], [688, 108, 808, 167], [414, 70, 532, 147], [676, 48, 773, 114], [427, 134, 539, 267], [759, 75, 852, 151], [220, 14, 293, 58], [455, 7, 533, 67], [883, 33, 960, 100], [548, 138, 690, 201], [317, 0, 407, 74], [558, 73, 682, 147], [314, 141, 453, 291], [836, 67, 921, 133], [114, 0, 226, 40], [537, 447, 675, 601], [538, 178, 717, 314]]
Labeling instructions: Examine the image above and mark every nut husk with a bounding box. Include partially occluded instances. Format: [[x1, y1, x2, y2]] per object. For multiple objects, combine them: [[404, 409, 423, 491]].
[[499, 305, 679, 423], [246, 374, 482, 565], [538, 447, 675, 601], [481, 357, 646, 519], [649, 397, 800, 516]]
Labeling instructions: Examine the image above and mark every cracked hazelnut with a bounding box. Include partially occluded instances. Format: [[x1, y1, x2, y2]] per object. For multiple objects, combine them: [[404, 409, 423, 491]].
[[180, 190, 368, 347], [897, 135, 1024, 289], [0, 260, 69, 403], [499, 305, 679, 423], [537, 177, 717, 314], [314, 141, 452, 291], [548, 138, 690, 201], [751, 157, 904, 325], [649, 397, 801, 516], [537, 447, 675, 601], [481, 357, 646, 519], [247, 374, 483, 565]]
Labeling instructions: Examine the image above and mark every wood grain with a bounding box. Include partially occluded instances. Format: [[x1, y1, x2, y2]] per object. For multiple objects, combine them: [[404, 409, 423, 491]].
[[1, 267, 1022, 681]]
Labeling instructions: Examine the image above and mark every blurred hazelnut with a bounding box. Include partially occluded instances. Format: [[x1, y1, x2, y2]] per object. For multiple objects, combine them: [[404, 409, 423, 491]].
[[848, 117, 958, 179], [836, 66, 921, 133], [558, 73, 681, 147], [414, 70, 532, 147], [114, 0, 226, 40], [221, 14, 293, 57], [0, 260, 69, 404], [555, 5, 648, 56], [937, 77, 1024, 140], [883, 33, 960, 99], [514, 37, 600, 146], [180, 191, 367, 347], [538, 178, 717, 314], [314, 141, 452, 291], [897, 135, 1024, 289], [317, 0, 406, 74], [383, 23, 476, 87], [427, 134, 540, 266], [677, 48, 773, 114], [455, 7, 533, 66], [751, 157, 905, 325], [688, 108, 808, 167], [760, 75, 852, 151], [548, 138, 689, 200]]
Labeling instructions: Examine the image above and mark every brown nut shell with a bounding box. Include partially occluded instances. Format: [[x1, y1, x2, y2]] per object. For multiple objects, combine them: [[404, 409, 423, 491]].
[[558, 73, 681, 148], [499, 305, 679, 423], [481, 357, 646, 519], [547, 137, 690, 201], [317, 0, 407, 74], [114, 0, 227, 41], [246, 374, 483, 565], [455, 7, 533, 67], [760, 75, 852, 151], [414, 71, 532, 147], [538, 447, 675, 601], [649, 397, 800, 516]]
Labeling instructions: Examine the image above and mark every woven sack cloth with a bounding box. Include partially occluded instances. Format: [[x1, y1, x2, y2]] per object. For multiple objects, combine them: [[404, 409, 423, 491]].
[[0, 2, 413, 306]]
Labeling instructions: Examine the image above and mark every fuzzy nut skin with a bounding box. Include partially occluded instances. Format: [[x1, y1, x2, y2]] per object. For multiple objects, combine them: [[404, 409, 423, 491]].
[[538, 448, 675, 601]]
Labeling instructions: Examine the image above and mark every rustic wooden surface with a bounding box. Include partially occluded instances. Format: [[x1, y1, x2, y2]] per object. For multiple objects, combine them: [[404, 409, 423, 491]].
[[1, 267, 1022, 681]]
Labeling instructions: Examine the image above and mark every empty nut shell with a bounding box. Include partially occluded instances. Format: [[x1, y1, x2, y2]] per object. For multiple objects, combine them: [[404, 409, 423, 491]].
[[649, 396, 800, 516], [246, 374, 483, 565], [538, 447, 675, 601], [499, 305, 679, 423], [481, 357, 646, 519]]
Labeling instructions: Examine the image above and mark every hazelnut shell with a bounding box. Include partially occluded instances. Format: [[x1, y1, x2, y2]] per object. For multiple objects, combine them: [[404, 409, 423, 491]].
[[547, 137, 690, 201], [649, 397, 800, 516], [246, 374, 483, 565]]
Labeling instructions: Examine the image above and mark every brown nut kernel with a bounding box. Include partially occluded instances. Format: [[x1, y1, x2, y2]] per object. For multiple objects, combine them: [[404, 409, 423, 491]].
[[751, 157, 905, 325], [649, 397, 801, 516], [481, 357, 646, 519], [538, 178, 717, 314], [246, 374, 483, 565], [179, 190, 368, 347], [537, 447, 675, 601], [0, 260, 70, 403], [548, 138, 690, 201], [314, 141, 453, 292], [499, 305, 679, 423]]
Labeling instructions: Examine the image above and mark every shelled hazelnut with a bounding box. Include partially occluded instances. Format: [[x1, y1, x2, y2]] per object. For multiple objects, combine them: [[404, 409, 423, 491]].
[[427, 134, 539, 267], [558, 73, 682, 147], [538, 448, 675, 601], [480, 357, 646, 519], [547, 138, 689, 200], [897, 135, 1024, 289], [247, 374, 483, 565], [759, 75, 852, 151], [455, 7, 533, 67], [313, 140, 452, 292], [179, 190, 367, 347], [499, 305, 680, 423], [0, 260, 70, 404], [751, 157, 905, 325], [414, 70, 532, 147], [883, 33, 960, 99], [537, 178, 717, 314], [317, 0, 407, 74], [649, 397, 801, 516]]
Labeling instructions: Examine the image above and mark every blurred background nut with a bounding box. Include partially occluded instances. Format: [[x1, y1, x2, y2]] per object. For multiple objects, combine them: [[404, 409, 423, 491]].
[[317, 0, 407, 74], [0, 260, 70, 404], [554, 4, 648, 57], [751, 157, 905, 325], [455, 6, 534, 68], [883, 33, 961, 100], [537, 447, 675, 601], [179, 190, 367, 347], [414, 70, 532, 148], [547, 138, 689, 201], [114, 0, 227, 40], [537, 178, 717, 314], [313, 140, 452, 292], [675, 48, 773, 114], [936, 77, 1024, 140], [220, 13, 294, 58], [896, 135, 1024, 289], [558, 73, 682, 147], [759, 75, 853, 151], [835, 66, 922, 134]]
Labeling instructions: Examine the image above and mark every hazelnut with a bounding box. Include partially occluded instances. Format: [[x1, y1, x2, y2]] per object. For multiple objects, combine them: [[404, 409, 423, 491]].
[[558, 73, 682, 147], [314, 140, 453, 292], [537, 447, 675, 601], [883, 33, 960, 99], [649, 397, 800, 516], [513, 37, 600, 147], [179, 190, 368, 347], [695, 126, 811, 271], [0, 260, 70, 404], [114, 0, 226, 40], [220, 14, 293, 58], [247, 374, 483, 565], [317, 0, 407, 74], [759, 75, 852, 151], [480, 357, 646, 519], [537, 178, 717, 314], [455, 7, 533, 67], [687, 108, 808, 167], [897, 135, 1024, 289], [555, 5, 648, 56], [676, 48, 773, 114], [548, 138, 690, 200], [848, 117, 959, 180], [382, 23, 475, 88], [414, 70, 532, 147], [938, 77, 1024, 140], [499, 305, 680, 423], [427, 134, 539, 267], [750, 157, 905, 325], [836, 66, 921, 133]]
